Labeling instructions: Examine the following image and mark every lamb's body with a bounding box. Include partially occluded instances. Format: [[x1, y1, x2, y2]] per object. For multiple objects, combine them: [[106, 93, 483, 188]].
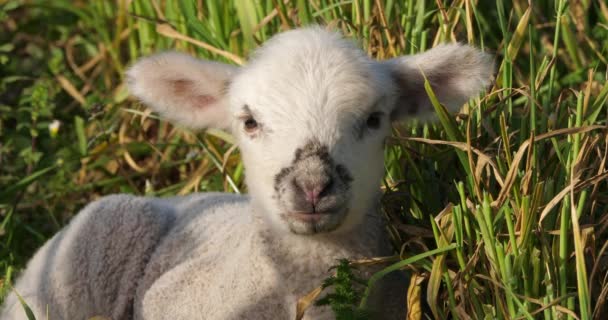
[[1, 27, 493, 320], [2, 193, 402, 320]]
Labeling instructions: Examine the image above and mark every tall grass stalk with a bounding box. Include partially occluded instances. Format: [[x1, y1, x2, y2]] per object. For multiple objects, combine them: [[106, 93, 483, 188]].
[[1, 1, 606, 319]]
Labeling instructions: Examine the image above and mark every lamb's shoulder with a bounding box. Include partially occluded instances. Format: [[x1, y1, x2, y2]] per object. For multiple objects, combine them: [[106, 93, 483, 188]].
[[136, 192, 250, 275], [134, 193, 258, 319]]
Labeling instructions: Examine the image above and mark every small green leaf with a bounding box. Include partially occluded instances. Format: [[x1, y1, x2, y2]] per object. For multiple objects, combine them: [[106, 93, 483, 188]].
[[74, 115, 87, 156], [13, 289, 37, 320]]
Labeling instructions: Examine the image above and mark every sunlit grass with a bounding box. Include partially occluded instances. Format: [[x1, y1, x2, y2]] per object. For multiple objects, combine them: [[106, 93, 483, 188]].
[[1, 0, 606, 319]]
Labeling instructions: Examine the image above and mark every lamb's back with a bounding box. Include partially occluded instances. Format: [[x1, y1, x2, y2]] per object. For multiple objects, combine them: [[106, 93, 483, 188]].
[[0, 194, 176, 320]]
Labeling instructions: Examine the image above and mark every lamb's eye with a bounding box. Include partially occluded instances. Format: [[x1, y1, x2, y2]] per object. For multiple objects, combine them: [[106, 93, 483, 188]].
[[244, 117, 258, 132], [366, 112, 382, 129]]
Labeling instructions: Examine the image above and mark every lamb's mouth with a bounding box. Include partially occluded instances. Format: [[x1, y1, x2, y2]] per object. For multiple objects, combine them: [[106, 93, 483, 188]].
[[288, 211, 333, 223], [282, 208, 348, 234]]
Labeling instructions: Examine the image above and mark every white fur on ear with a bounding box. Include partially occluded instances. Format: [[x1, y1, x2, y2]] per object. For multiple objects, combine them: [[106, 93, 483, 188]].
[[126, 52, 237, 130], [383, 43, 494, 121]]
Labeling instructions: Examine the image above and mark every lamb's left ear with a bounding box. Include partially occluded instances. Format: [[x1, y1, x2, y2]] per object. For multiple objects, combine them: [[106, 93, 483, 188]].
[[126, 52, 237, 130], [382, 43, 494, 121]]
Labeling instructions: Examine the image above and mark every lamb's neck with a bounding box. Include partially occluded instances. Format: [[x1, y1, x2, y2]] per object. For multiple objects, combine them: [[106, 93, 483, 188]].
[[250, 210, 389, 271]]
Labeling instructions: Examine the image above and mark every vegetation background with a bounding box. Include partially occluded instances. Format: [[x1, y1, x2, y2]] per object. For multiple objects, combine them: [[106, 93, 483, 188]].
[[0, 0, 607, 319]]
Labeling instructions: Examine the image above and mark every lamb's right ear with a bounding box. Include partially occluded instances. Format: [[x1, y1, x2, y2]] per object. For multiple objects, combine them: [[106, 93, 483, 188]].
[[126, 52, 237, 130]]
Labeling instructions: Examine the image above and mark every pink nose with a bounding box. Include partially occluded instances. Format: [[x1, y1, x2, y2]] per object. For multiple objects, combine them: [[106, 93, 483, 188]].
[[300, 177, 333, 207], [304, 187, 322, 205]]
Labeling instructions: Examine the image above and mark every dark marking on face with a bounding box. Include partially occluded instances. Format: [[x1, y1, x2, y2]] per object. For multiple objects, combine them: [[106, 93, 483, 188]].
[[293, 140, 331, 164], [272, 139, 355, 234], [274, 139, 353, 212], [274, 167, 293, 191], [291, 178, 304, 194], [242, 104, 252, 114], [335, 164, 353, 184]]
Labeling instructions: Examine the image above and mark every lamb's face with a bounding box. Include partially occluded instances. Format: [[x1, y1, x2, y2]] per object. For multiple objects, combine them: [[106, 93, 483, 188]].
[[127, 27, 493, 236], [228, 31, 394, 234]]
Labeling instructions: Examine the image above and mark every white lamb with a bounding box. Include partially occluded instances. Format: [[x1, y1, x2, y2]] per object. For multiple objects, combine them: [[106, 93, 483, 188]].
[[1, 27, 493, 320]]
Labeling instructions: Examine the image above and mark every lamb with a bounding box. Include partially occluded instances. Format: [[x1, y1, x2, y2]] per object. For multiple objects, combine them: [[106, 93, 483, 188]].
[[1, 26, 493, 320]]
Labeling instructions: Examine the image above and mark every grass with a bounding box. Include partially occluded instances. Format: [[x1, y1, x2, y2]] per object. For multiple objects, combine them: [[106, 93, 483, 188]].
[[1, 0, 607, 319]]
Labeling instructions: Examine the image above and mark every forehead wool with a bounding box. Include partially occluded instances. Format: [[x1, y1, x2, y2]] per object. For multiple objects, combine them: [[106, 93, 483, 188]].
[[230, 28, 386, 123]]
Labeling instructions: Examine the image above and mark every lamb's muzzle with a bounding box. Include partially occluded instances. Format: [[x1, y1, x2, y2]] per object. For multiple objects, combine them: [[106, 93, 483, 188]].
[[274, 139, 353, 234]]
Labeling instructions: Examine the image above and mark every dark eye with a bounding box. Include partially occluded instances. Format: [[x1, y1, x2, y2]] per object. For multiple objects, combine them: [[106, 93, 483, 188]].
[[366, 112, 382, 129], [244, 117, 258, 132]]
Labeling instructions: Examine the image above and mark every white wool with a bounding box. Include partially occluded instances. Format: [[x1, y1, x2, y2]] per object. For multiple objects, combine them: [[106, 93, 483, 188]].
[[1, 26, 493, 320]]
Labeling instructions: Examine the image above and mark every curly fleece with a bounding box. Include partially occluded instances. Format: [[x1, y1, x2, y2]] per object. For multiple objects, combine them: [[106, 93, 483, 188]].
[[1, 193, 406, 320]]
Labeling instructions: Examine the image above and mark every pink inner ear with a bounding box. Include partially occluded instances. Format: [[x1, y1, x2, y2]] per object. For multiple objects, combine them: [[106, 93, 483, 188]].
[[171, 79, 217, 109], [172, 79, 193, 95], [193, 94, 217, 108]]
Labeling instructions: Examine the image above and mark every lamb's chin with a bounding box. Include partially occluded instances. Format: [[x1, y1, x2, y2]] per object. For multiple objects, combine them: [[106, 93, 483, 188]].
[[280, 210, 347, 235]]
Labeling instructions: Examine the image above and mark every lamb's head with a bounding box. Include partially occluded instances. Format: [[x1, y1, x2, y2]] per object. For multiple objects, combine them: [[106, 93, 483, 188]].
[[127, 27, 493, 235]]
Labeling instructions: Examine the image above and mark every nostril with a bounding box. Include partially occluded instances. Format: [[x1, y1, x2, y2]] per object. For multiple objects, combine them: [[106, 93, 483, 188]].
[[318, 178, 333, 198]]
